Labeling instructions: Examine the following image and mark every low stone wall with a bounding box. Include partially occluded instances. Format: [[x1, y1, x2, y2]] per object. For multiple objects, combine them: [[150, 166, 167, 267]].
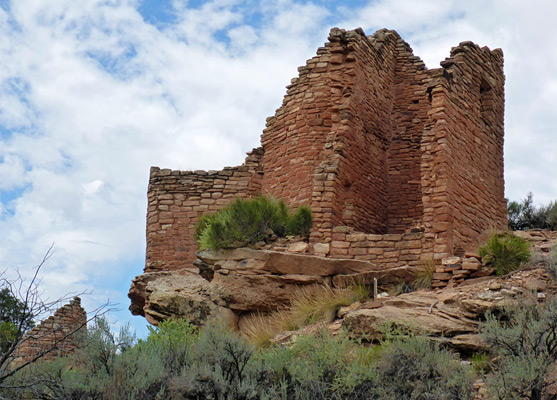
[[327, 226, 426, 267], [146, 148, 263, 272], [432, 256, 491, 289], [15, 297, 87, 362]]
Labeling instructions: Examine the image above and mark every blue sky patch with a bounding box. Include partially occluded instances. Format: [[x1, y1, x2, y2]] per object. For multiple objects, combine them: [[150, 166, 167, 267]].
[[0, 125, 13, 140], [138, 0, 177, 27], [0, 186, 28, 219], [84, 45, 139, 79]]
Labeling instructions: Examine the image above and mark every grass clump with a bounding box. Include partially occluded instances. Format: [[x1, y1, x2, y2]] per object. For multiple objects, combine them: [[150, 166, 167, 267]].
[[243, 284, 371, 346], [479, 233, 531, 275], [412, 260, 437, 289], [196, 196, 312, 251]]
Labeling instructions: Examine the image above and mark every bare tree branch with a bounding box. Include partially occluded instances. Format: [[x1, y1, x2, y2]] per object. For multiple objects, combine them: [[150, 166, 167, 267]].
[[0, 245, 113, 392]]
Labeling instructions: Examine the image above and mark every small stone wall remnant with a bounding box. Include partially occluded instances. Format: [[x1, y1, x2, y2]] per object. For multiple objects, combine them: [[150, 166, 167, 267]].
[[15, 297, 87, 362]]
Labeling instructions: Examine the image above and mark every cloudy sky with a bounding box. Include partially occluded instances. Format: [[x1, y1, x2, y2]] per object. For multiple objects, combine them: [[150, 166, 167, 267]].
[[1, 0, 555, 337]]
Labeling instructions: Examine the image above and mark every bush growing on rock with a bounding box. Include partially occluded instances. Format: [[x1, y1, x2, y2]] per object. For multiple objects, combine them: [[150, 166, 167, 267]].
[[196, 196, 313, 251], [479, 233, 531, 275]]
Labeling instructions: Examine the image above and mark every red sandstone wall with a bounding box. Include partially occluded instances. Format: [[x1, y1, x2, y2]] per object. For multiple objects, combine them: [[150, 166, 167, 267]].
[[387, 39, 430, 233], [15, 297, 87, 362], [259, 42, 339, 241], [146, 148, 263, 272], [139, 27, 507, 276], [330, 29, 395, 235], [428, 43, 506, 256], [330, 226, 425, 268]]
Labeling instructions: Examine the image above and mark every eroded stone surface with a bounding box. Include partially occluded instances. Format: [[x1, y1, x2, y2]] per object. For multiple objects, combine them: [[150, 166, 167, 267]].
[[339, 268, 557, 352], [130, 247, 421, 326]]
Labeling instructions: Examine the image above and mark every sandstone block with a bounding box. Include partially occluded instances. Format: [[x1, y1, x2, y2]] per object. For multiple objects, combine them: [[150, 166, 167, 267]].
[[313, 242, 330, 254], [287, 242, 309, 253]]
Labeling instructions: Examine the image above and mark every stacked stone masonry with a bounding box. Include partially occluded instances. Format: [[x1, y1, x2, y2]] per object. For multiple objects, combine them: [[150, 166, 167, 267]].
[[15, 297, 87, 362], [143, 27, 506, 275]]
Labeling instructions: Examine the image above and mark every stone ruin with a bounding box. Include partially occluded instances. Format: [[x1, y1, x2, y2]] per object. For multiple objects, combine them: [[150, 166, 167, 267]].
[[129, 27, 507, 325], [15, 297, 87, 362]]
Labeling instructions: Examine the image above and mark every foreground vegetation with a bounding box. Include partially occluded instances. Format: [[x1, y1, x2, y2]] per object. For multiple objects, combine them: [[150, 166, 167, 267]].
[[3, 295, 557, 399], [3, 317, 475, 400], [479, 233, 531, 275]]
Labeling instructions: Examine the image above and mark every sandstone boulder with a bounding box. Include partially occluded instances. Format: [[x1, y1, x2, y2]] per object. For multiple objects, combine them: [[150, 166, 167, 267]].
[[339, 268, 557, 352]]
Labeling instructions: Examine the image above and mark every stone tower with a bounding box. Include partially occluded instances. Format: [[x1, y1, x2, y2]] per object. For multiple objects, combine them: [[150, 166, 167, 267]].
[[142, 27, 506, 276]]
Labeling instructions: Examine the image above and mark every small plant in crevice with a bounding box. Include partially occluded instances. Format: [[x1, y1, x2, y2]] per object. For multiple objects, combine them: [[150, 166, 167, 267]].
[[479, 233, 531, 275], [412, 259, 437, 289], [387, 280, 415, 296], [468, 352, 492, 375], [195, 196, 313, 251]]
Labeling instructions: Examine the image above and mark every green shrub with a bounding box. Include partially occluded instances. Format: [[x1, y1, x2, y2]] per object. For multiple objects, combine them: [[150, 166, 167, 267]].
[[256, 330, 379, 400], [479, 233, 531, 275], [547, 201, 557, 230], [376, 336, 475, 400], [287, 205, 313, 237], [196, 196, 313, 251], [481, 299, 557, 400], [508, 193, 557, 230], [169, 323, 277, 399], [138, 318, 198, 371]]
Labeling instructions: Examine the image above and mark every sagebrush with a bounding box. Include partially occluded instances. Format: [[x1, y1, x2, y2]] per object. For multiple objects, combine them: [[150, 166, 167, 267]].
[[482, 298, 557, 400], [4, 317, 477, 400]]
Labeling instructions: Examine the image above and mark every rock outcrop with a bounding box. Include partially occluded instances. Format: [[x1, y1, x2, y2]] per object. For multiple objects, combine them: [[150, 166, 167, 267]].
[[129, 246, 415, 327], [277, 268, 557, 353]]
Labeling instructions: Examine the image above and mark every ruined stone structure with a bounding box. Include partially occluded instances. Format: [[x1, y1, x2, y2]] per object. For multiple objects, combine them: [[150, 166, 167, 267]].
[[143, 27, 506, 278], [15, 297, 87, 362]]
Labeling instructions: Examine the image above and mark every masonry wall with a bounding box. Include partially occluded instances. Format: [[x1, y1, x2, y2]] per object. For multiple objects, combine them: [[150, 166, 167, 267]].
[[330, 29, 395, 235], [439, 42, 507, 253], [387, 39, 430, 233], [140, 27, 506, 277], [146, 149, 263, 272], [15, 297, 86, 362]]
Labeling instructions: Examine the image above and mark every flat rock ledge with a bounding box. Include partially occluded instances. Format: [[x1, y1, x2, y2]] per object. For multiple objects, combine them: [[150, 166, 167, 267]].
[[129, 247, 413, 327]]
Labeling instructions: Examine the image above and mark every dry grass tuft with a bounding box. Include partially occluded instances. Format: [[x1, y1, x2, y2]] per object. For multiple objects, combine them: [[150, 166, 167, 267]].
[[412, 259, 437, 289], [243, 284, 371, 347]]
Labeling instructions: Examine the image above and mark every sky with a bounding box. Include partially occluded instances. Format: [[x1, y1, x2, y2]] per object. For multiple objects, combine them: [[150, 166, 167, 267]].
[[0, 0, 556, 338]]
